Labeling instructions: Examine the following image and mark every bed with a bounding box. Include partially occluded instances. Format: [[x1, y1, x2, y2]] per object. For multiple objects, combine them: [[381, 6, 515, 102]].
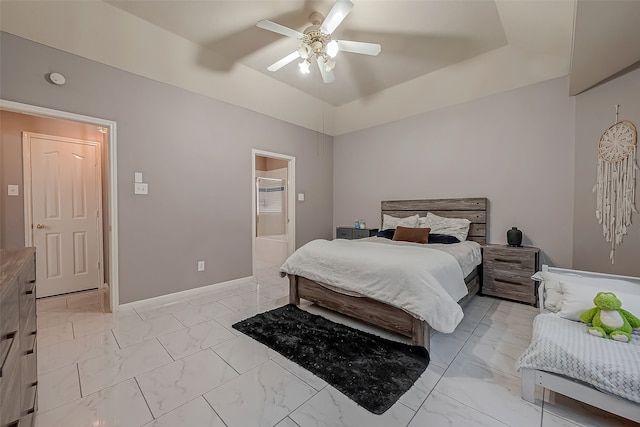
[[282, 197, 488, 352], [517, 265, 640, 423]]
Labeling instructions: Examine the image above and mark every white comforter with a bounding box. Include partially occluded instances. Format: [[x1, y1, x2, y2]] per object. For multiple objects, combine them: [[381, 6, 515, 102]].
[[280, 238, 482, 333]]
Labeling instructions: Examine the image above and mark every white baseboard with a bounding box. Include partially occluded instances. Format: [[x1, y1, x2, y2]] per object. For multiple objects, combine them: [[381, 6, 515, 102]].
[[118, 275, 254, 311]]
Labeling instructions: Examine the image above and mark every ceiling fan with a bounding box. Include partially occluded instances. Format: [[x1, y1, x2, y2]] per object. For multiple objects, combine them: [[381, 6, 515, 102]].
[[256, 0, 381, 83]]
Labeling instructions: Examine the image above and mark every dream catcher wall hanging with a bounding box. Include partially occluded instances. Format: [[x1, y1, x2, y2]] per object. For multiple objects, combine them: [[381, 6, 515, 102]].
[[594, 105, 638, 263]]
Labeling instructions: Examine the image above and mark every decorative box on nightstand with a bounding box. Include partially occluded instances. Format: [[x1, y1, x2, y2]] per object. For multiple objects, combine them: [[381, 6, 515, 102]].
[[336, 227, 379, 240], [482, 244, 540, 306]]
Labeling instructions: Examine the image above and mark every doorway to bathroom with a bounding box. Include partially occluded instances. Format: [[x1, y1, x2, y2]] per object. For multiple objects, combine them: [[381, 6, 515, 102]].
[[252, 150, 295, 276]]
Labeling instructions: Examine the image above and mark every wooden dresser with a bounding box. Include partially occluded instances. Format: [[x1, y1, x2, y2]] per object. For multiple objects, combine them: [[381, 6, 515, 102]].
[[1, 248, 37, 427], [482, 244, 540, 306]]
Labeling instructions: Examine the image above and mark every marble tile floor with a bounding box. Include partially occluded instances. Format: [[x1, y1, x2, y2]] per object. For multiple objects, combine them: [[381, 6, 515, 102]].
[[34, 268, 637, 427]]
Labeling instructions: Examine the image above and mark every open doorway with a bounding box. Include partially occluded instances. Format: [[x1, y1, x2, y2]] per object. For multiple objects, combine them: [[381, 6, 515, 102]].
[[0, 100, 119, 312], [252, 149, 295, 276]]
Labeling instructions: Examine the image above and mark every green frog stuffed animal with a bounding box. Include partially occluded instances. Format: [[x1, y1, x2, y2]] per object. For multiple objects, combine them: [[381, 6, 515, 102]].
[[579, 292, 640, 343]]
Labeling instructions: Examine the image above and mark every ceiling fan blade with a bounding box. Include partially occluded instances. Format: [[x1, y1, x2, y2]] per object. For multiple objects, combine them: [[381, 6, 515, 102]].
[[316, 57, 335, 84], [335, 40, 381, 56], [267, 51, 301, 72], [320, 0, 354, 35], [257, 20, 304, 39]]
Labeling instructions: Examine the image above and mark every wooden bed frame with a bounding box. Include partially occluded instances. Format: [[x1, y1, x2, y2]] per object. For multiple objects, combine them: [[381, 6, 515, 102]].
[[288, 197, 488, 352], [521, 265, 640, 423]]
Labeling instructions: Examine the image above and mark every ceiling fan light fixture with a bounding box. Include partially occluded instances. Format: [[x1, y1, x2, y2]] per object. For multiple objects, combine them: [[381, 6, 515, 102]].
[[325, 59, 336, 72], [311, 40, 324, 53], [257, 0, 379, 83], [298, 43, 310, 59], [299, 60, 311, 74], [327, 40, 339, 58]]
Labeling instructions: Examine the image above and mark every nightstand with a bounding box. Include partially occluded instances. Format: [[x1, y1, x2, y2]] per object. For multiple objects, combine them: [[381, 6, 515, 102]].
[[482, 244, 540, 306], [336, 227, 379, 240]]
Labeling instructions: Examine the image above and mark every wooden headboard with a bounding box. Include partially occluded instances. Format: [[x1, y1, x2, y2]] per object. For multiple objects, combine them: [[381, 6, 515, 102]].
[[381, 198, 488, 245]]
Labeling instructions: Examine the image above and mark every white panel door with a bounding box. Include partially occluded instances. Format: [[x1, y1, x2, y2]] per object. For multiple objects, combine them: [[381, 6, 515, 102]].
[[29, 134, 102, 297]]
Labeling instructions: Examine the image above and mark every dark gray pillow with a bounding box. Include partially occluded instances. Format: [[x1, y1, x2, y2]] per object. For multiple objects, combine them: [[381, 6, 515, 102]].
[[376, 229, 396, 239], [428, 234, 461, 244]]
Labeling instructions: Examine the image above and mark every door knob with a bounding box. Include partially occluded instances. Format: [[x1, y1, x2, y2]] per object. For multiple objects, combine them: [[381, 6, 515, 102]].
[[36, 224, 45, 229]]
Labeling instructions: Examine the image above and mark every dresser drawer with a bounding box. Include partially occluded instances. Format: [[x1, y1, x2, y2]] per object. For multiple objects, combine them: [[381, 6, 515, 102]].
[[22, 342, 37, 388], [19, 284, 36, 333], [1, 282, 20, 337], [23, 307, 36, 345], [23, 257, 36, 284], [21, 374, 37, 418], [21, 411, 35, 427], [22, 256, 37, 324], [0, 330, 19, 379]]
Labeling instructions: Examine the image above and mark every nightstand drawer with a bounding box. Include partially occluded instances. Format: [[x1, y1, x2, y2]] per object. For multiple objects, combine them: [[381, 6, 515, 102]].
[[352, 229, 372, 239], [483, 269, 535, 289], [482, 278, 537, 304], [483, 267, 532, 285], [483, 250, 536, 270], [336, 228, 352, 239]]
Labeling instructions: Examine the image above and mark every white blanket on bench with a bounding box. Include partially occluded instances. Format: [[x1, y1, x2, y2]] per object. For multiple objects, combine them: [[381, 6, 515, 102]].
[[516, 313, 640, 404]]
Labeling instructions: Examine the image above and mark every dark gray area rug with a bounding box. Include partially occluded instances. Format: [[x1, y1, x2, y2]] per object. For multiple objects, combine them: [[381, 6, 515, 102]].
[[232, 304, 430, 414]]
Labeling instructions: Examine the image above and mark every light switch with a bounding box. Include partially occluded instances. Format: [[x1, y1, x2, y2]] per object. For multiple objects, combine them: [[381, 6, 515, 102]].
[[134, 172, 143, 183], [7, 185, 19, 196], [297, 193, 305, 201], [134, 183, 148, 194]]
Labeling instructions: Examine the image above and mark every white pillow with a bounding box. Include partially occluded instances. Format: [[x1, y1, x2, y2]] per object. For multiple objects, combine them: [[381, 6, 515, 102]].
[[382, 214, 419, 230], [557, 278, 640, 321], [531, 271, 563, 311], [418, 212, 470, 242]]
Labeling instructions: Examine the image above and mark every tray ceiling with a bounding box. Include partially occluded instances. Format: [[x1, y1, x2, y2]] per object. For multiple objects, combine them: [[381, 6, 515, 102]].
[[1, 1, 639, 134]]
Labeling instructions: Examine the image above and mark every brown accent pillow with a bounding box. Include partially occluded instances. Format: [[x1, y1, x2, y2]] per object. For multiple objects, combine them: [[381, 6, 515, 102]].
[[392, 226, 430, 244]]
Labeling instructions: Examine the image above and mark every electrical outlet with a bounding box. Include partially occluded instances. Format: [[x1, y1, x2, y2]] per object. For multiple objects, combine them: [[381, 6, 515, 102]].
[[134, 183, 148, 195], [197, 261, 205, 271]]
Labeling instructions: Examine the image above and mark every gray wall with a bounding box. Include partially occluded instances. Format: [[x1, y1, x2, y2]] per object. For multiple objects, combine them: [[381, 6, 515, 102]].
[[334, 77, 576, 268], [0, 32, 333, 303], [573, 67, 640, 276], [0, 110, 3, 248]]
